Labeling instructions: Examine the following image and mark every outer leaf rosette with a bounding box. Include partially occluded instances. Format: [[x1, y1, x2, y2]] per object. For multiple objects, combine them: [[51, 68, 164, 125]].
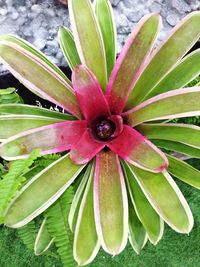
[[0, 1, 200, 266]]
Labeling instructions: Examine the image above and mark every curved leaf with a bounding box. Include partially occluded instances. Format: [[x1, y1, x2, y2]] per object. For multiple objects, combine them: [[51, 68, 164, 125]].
[[128, 197, 147, 254], [0, 104, 74, 120], [138, 123, 200, 149], [69, 0, 107, 90], [94, 0, 116, 78], [0, 40, 81, 118], [108, 125, 168, 173], [0, 34, 68, 81], [0, 115, 62, 141], [126, 11, 200, 109], [69, 165, 91, 232], [153, 139, 200, 159], [94, 151, 128, 255], [5, 154, 85, 228], [106, 14, 161, 114], [34, 219, 54, 256], [146, 48, 200, 98], [124, 88, 200, 126], [128, 164, 193, 233], [74, 162, 100, 266], [0, 120, 87, 160], [167, 154, 200, 189], [122, 161, 163, 245], [58, 27, 81, 70]]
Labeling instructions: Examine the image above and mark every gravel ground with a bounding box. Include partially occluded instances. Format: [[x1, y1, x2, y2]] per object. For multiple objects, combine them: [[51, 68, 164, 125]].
[[0, 0, 199, 72]]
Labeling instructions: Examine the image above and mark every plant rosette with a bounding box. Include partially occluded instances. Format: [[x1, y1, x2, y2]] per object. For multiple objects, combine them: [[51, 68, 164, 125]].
[[0, 0, 200, 266]]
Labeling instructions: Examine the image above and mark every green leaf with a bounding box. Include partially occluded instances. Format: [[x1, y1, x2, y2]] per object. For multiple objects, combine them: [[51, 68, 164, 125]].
[[126, 11, 200, 109], [0, 149, 41, 224], [167, 154, 200, 189], [145, 49, 200, 99], [122, 161, 163, 245], [34, 219, 54, 256], [17, 220, 38, 250], [0, 88, 22, 104], [152, 139, 200, 159], [94, 0, 116, 78], [45, 187, 76, 267], [128, 197, 147, 254], [74, 161, 100, 266], [125, 88, 200, 126], [0, 104, 75, 120], [0, 40, 81, 118], [127, 164, 193, 233], [106, 14, 161, 115], [0, 34, 68, 81], [58, 27, 81, 70], [5, 154, 85, 228], [94, 151, 128, 255], [69, 165, 91, 232], [0, 115, 62, 141], [69, 0, 107, 91], [137, 123, 200, 149]]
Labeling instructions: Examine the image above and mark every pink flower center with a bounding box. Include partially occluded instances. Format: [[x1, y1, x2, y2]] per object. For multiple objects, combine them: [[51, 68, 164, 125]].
[[94, 118, 115, 141]]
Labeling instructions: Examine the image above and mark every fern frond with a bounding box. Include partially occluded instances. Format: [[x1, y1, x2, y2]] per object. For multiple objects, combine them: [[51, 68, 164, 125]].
[[45, 187, 77, 267], [17, 220, 38, 250], [0, 87, 22, 104], [0, 149, 41, 223], [34, 154, 61, 168]]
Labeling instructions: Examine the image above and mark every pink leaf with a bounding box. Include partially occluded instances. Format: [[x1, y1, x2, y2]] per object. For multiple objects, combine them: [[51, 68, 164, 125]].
[[0, 120, 87, 160], [108, 125, 168, 173], [70, 129, 105, 164], [106, 14, 161, 114], [72, 65, 110, 123]]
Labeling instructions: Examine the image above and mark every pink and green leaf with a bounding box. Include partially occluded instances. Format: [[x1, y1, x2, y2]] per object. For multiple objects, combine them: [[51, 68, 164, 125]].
[[137, 123, 200, 149], [106, 14, 161, 114], [74, 161, 100, 266], [94, 0, 116, 78], [128, 164, 194, 233], [122, 161, 163, 245], [69, 165, 91, 232], [0, 34, 68, 81], [0, 104, 74, 120], [0, 115, 62, 141], [72, 65, 110, 122], [0, 40, 81, 118], [167, 154, 200, 190], [0, 121, 87, 160], [58, 26, 81, 70], [124, 88, 200, 126], [34, 219, 54, 256], [94, 151, 128, 255], [108, 125, 168, 173], [5, 154, 85, 228], [126, 11, 200, 109], [68, 0, 107, 91], [70, 130, 105, 165], [145, 49, 200, 99]]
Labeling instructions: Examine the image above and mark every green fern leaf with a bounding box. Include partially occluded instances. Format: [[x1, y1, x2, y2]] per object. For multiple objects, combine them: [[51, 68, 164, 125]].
[[0, 149, 41, 223], [0, 87, 22, 104], [45, 187, 77, 267], [17, 220, 38, 250], [34, 154, 61, 168]]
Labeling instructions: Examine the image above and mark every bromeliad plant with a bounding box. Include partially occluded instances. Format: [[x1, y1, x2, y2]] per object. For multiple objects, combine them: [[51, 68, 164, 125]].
[[0, 0, 200, 265]]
